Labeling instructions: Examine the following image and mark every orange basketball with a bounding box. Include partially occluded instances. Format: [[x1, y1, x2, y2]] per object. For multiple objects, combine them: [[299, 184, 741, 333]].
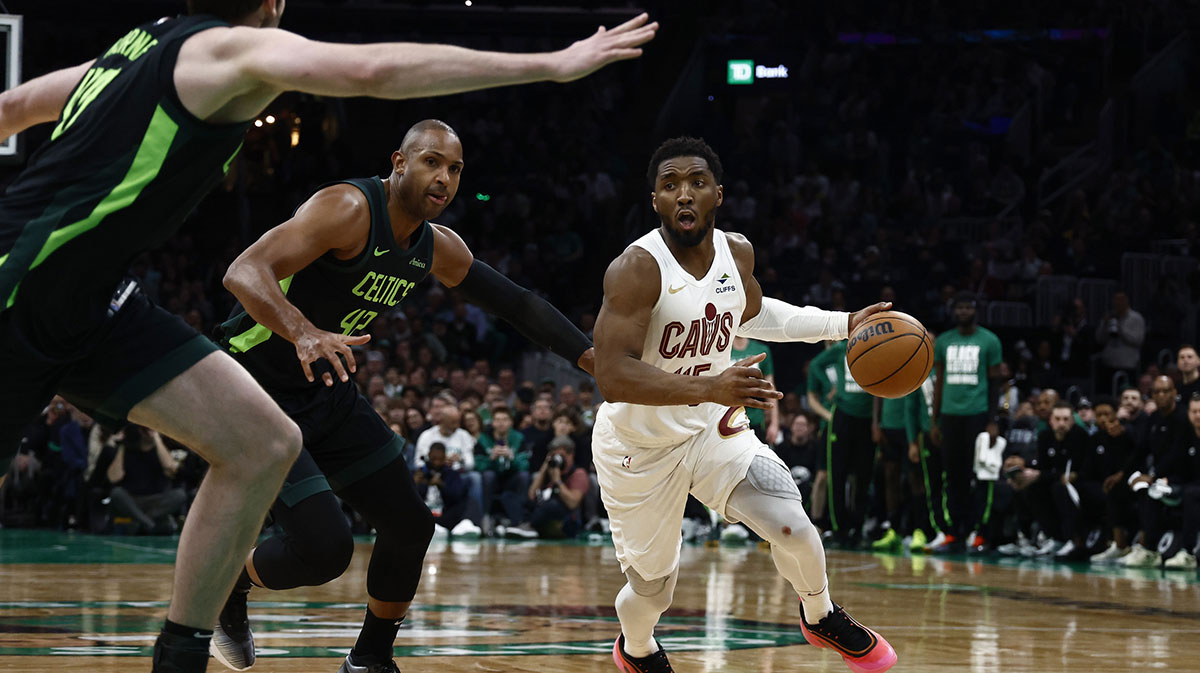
[[846, 310, 934, 399]]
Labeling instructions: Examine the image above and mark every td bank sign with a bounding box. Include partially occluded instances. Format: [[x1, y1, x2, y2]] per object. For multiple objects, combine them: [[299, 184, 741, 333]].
[[727, 60, 789, 85]]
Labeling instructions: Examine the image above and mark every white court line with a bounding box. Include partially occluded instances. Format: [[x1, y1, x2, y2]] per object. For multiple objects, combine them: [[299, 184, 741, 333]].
[[98, 540, 177, 556]]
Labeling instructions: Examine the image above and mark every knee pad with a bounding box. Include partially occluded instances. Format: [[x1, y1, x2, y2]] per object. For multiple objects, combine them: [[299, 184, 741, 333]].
[[293, 526, 354, 585], [625, 568, 677, 598], [746, 455, 804, 503]]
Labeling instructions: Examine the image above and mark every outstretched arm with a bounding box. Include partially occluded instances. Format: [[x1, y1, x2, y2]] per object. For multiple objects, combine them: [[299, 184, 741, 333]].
[[728, 232, 887, 341], [593, 246, 779, 408], [431, 225, 593, 373], [176, 14, 656, 120], [0, 61, 93, 142], [223, 184, 371, 385]]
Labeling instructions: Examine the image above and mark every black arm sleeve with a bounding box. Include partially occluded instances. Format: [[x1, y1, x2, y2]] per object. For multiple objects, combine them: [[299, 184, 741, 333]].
[[454, 259, 592, 368]]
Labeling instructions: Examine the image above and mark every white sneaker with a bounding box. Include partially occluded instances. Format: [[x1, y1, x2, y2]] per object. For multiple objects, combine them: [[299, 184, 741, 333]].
[[922, 531, 948, 553], [450, 519, 482, 538], [1163, 550, 1198, 570], [503, 523, 539, 539], [1054, 540, 1076, 558], [1034, 538, 1063, 557], [1119, 544, 1162, 568], [432, 524, 450, 538], [721, 523, 751, 542], [1089, 542, 1128, 564]]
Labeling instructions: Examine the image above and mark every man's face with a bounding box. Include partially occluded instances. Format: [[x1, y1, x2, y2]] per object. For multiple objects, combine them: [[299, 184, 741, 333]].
[[1120, 389, 1143, 413], [1094, 403, 1115, 428], [485, 384, 503, 405], [492, 412, 513, 436], [440, 405, 461, 430], [498, 369, 515, 392], [1113, 292, 1130, 315], [1078, 406, 1095, 424], [1036, 391, 1058, 419], [552, 415, 575, 436], [651, 156, 722, 248], [791, 415, 811, 442], [1190, 400, 1200, 433], [532, 400, 552, 422], [954, 301, 976, 327], [1152, 377, 1176, 412], [1050, 408, 1073, 435], [1178, 347, 1199, 375], [394, 131, 464, 221]]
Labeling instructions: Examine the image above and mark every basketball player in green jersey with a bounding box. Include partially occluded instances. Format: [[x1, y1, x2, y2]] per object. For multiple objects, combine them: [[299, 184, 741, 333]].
[[809, 340, 874, 545], [0, 2, 655, 670], [211, 120, 594, 673], [930, 292, 1002, 553]]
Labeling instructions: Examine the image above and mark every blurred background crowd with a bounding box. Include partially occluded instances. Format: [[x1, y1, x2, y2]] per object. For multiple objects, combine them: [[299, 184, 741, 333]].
[[3, 0, 1200, 568]]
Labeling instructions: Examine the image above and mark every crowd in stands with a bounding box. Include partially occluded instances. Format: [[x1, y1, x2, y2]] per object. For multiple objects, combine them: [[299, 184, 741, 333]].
[[3, 1, 1199, 570]]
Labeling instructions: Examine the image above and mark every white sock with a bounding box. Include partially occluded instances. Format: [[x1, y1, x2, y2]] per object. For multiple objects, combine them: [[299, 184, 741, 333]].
[[800, 580, 834, 622], [615, 571, 677, 658]]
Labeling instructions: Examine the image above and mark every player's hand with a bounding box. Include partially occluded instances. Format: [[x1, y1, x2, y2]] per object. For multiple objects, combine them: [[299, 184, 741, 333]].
[[1102, 471, 1124, 493], [707, 353, 783, 410], [930, 422, 943, 447], [766, 422, 780, 445], [294, 328, 371, 386], [577, 347, 596, 376], [551, 13, 658, 83], [908, 442, 920, 463], [847, 302, 893, 335]]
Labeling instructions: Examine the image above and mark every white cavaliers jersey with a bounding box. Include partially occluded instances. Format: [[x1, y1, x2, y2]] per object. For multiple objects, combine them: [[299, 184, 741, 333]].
[[601, 228, 747, 448]]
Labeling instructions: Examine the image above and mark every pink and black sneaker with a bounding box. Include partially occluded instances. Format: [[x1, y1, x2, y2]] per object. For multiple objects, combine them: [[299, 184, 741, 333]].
[[799, 601, 897, 673]]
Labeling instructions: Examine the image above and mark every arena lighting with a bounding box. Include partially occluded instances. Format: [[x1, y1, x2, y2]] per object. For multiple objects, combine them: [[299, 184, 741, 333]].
[[265, 115, 276, 124], [254, 119, 263, 128]]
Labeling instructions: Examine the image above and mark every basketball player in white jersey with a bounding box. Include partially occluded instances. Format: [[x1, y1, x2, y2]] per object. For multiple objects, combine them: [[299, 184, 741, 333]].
[[593, 137, 897, 673]]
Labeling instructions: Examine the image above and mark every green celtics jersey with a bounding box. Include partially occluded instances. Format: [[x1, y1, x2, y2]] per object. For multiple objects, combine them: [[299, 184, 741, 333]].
[[934, 326, 1002, 416], [813, 341, 873, 419], [731, 338, 774, 429], [0, 15, 246, 349], [220, 178, 433, 389]]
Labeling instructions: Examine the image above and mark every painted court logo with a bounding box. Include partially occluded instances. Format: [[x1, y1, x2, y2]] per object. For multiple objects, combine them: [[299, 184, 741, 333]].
[[622, 456, 633, 469], [0, 601, 809, 659]]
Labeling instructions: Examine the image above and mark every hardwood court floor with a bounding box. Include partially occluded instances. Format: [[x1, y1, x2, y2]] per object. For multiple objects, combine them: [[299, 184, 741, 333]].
[[0, 529, 1197, 671]]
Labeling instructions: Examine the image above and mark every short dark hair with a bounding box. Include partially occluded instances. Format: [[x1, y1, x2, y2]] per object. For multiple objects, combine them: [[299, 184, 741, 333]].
[[187, 0, 262, 22], [491, 406, 512, 419], [953, 291, 978, 307], [1052, 401, 1074, 413], [647, 137, 724, 188]]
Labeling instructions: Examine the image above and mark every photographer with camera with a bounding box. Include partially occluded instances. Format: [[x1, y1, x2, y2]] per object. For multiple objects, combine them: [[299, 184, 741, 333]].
[[475, 406, 533, 537], [527, 436, 589, 539]]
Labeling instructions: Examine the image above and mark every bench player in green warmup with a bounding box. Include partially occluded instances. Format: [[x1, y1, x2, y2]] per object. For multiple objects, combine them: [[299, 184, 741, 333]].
[[929, 293, 1002, 553], [808, 340, 874, 546], [0, 1, 656, 670]]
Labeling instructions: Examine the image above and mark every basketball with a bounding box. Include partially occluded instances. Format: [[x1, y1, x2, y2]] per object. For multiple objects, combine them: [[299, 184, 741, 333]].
[[846, 310, 934, 399]]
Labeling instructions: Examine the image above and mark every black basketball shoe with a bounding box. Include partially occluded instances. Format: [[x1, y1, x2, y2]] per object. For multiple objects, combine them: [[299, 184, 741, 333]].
[[612, 634, 674, 672], [211, 586, 255, 670], [337, 653, 402, 672]]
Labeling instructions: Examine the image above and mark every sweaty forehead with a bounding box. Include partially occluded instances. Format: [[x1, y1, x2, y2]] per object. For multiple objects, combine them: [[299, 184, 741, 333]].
[[403, 130, 462, 157], [657, 157, 712, 179]]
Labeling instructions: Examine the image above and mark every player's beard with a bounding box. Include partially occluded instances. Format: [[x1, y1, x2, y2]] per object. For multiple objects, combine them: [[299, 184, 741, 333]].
[[663, 209, 715, 248]]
